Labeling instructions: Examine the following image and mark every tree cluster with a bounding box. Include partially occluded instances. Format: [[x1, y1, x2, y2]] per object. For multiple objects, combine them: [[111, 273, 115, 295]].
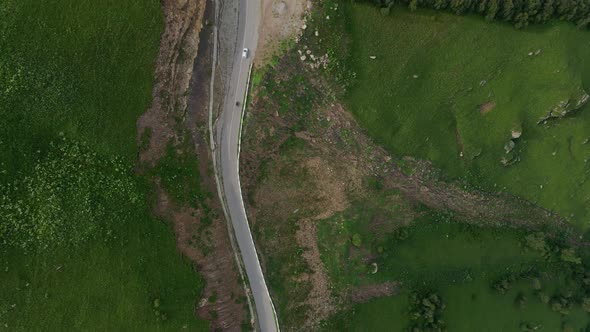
[[372, 0, 590, 29], [408, 292, 447, 332]]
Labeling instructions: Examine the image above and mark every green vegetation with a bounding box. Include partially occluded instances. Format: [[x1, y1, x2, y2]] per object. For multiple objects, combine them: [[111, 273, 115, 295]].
[[407, 292, 446, 331], [326, 281, 590, 331], [320, 210, 590, 331], [0, 137, 141, 249], [0, 215, 206, 330], [372, 0, 590, 29], [322, 295, 409, 331], [0, 0, 207, 329], [318, 208, 545, 291], [258, 55, 322, 118], [153, 141, 204, 208], [250, 0, 590, 330], [0, 0, 161, 173], [344, 3, 590, 227]]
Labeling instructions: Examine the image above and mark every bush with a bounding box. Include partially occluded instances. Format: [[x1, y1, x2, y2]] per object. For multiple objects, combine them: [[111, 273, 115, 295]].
[[151, 142, 202, 207], [560, 248, 582, 265], [408, 292, 446, 331], [523, 232, 549, 257], [493, 277, 512, 294], [515, 292, 527, 309], [352, 233, 363, 247], [550, 296, 571, 315]]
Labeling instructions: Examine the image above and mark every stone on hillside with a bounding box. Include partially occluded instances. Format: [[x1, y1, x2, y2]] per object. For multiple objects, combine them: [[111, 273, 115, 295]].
[[511, 126, 522, 139], [370, 262, 378, 274], [504, 140, 515, 153], [538, 88, 590, 124], [501, 149, 520, 167]]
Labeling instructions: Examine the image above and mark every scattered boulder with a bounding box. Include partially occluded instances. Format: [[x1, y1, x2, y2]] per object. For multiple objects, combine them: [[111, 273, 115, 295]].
[[501, 141, 520, 167], [504, 140, 516, 153], [538, 88, 589, 124], [511, 125, 522, 139], [528, 49, 542, 56], [511, 130, 522, 139]]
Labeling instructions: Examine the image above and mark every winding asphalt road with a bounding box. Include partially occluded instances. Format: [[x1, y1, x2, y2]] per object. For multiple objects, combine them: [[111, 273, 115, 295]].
[[215, 0, 279, 331]]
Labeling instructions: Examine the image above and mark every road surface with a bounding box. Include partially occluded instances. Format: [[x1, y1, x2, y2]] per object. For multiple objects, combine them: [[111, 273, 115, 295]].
[[215, 0, 279, 331]]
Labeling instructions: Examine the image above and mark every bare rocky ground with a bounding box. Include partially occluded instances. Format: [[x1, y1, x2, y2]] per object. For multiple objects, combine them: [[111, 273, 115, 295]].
[[137, 0, 248, 330], [256, 0, 310, 64]]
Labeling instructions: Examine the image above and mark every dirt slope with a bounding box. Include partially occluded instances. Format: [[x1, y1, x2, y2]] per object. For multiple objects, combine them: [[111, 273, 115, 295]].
[[137, 0, 247, 330]]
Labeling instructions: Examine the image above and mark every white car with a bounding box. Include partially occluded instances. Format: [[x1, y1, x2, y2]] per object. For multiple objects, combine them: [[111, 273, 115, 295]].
[[242, 48, 249, 58]]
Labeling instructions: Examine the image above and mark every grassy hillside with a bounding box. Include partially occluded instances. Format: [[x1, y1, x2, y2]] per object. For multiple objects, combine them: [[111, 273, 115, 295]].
[[345, 4, 590, 228], [321, 213, 590, 331], [0, 0, 207, 329], [318, 211, 544, 290]]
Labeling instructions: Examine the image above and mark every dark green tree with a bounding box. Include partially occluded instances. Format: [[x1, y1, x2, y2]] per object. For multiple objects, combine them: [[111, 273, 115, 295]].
[[503, 0, 516, 20], [486, 0, 501, 19], [434, 0, 449, 9]]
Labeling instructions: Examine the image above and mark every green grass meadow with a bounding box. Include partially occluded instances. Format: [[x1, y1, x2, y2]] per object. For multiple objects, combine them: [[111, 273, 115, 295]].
[[1, 216, 206, 330], [322, 295, 409, 332], [344, 4, 590, 228], [325, 280, 590, 332], [318, 208, 546, 291], [320, 212, 590, 331], [0, 0, 207, 329]]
